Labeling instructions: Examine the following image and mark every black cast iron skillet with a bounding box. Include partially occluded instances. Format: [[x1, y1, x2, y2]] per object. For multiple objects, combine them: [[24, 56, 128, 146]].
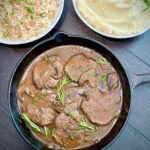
[[8, 32, 150, 150]]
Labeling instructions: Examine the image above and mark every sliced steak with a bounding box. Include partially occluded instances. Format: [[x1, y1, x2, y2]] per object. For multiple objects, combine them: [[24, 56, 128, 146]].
[[55, 112, 77, 130], [18, 79, 40, 98], [65, 54, 96, 82], [17, 80, 39, 112], [65, 102, 82, 122], [44, 90, 64, 113], [81, 89, 121, 125], [26, 101, 55, 126], [54, 112, 84, 147], [18, 82, 55, 126], [64, 87, 87, 104], [50, 85, 82, 113]]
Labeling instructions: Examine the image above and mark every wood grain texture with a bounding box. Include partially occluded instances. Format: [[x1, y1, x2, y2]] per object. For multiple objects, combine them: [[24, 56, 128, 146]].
[[0, 0, 150, 150], [128, 83, 150, 140], [0, 78, 9, 112], [106, 124, 150, 150]]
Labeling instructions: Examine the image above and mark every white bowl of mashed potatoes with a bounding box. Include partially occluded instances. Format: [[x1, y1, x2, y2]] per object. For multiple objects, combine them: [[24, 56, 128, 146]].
[[0, 0, 64, 45], [73, 0, 150, 39]]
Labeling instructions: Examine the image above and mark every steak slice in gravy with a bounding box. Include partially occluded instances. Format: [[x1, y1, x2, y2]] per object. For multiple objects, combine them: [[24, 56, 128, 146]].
[[64, 87, 87, 104], [52, 86, 86, 114], [26, 103, 55, 126], [18, 81, 55, 126], [54, 112, 77, 147], [54, 112, 84, 147], [65, 102, 82, 122], [81, 89, 121, 125], [17, 80, 40, 112], [65, 54, 96, 82]]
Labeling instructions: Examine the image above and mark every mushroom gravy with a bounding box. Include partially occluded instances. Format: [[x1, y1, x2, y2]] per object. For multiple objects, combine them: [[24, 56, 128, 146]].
[[17, 45, 122, 149]]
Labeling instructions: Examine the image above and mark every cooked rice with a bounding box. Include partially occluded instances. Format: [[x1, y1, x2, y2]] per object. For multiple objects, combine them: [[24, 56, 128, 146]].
[[0, 0, 59, 40]]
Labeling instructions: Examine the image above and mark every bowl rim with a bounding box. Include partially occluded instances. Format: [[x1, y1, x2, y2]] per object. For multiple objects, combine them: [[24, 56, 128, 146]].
[[0, 0, 64, 45], [72, 0, 150, 39]]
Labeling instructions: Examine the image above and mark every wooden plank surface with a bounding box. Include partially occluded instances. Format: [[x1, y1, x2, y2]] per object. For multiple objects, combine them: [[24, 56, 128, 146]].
[[128, 83, 150, 140], [0, 0, 150, 150], [106, 124, 150, 150]]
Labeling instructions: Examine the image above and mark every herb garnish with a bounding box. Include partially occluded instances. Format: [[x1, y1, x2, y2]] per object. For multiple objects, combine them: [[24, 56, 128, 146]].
[[101, 74, 108, 81], [11, 8, 15, 16], [21, 0, 28, 3], [67, 111, 75, 117], [44, 126, 55, 137], [96, 58, 110, 67], [69, 133, 77, 140], [27, 7, 34, 14], [21, 113, 55, 137], [56, 76, 71, 105], [75, 116, 95, 130], [21, 113, 43, 133], [62, 139, 68, 147], [44, 126, 49, 136], [143, 0, 150, 12]]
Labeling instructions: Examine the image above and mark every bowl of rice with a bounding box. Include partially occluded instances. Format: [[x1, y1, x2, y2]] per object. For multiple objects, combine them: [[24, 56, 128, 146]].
[[0, 0, 64, 45]]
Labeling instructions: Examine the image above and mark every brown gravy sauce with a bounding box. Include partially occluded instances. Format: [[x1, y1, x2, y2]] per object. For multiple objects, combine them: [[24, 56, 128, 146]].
[[17, 45, 122, 149]]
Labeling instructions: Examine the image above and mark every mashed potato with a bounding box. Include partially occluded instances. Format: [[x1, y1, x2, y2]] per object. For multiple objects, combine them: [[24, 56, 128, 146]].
[[0, 0, 59, 41], [77, 0, 150, 36]]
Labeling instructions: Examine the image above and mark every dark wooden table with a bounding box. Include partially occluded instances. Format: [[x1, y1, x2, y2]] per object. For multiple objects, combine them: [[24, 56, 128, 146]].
[[0, 1, 150, 150]]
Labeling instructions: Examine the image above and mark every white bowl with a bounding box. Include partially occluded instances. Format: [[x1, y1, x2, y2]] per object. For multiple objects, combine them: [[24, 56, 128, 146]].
[[72, 0, 150, 39], [0, 0, 64, 45]]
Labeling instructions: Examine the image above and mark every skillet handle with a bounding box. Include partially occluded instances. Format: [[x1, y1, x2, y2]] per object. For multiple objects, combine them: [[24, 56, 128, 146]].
[[130, 72, 150, 90], [46, 27, 60, 38]]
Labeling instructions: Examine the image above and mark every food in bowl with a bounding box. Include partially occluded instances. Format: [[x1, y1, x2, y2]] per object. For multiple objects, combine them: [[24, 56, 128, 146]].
[[0, 0, 59, 41], [17, 45, 122, 149], [76, 0, 150, 36]]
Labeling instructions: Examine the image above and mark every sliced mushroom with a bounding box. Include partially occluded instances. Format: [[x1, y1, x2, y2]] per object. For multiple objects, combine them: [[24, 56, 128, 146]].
[[107, 73, 119, 90], [46, 55, 64, 79], [33, 60, 57, 89]]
